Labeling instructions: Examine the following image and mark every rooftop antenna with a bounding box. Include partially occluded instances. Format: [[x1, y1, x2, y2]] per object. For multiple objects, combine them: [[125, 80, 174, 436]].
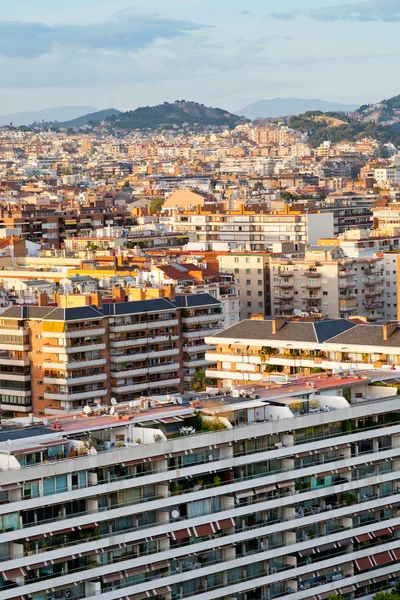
[[42, 418, 49, 426], [83, 405, 92, 415], [110, 406, 115, 416], [111, 398, 117, 406]]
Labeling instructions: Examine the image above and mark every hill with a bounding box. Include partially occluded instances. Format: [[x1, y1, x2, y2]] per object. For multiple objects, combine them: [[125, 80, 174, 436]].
[[236, 98, 358, 119], [106, 101, 248, 130], [289, 110, 400, 147], [42, 108, 121, 128], [0, 106, 99, 126]]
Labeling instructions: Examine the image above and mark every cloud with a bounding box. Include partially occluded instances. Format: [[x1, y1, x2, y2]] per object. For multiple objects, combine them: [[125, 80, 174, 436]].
[[0, 11, 205, 58], [269, 0, 400, 22]]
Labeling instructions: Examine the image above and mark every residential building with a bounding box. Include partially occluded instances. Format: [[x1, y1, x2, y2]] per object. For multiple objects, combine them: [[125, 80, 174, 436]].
[[0, 292, 222, 416], [0, 371, 399, 599], [205, 317, 400, 387], [269, 246, 384, 321]]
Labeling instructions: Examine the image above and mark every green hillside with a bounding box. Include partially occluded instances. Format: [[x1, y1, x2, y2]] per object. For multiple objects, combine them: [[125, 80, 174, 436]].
[[106, 101, 248, 130]]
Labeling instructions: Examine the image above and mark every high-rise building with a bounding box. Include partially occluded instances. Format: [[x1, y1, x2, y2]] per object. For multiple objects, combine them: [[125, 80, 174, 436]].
[[0, 370, 399, 599]]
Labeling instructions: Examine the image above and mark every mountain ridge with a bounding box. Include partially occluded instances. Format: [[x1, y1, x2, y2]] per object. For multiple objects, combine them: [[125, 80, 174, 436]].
[[237, 98, 359, 119], [0, 106, 99, 126], [42, 108, 121, 128]]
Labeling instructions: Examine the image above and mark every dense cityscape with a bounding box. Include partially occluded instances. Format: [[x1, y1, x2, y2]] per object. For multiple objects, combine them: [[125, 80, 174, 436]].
[[2, 0, 400, 598]]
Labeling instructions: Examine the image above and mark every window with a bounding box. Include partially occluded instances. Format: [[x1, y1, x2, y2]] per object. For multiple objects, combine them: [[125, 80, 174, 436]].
[[245, 258, 250, 264], [246, 280, 251, 285], [258, 280, 262, 286], [258, 302, 263, 308], [246, 269, 250, 274], [258, 291, 262, 297], [247, 291, 251, 296], [257, 269, 262, 274], [234, 257, 239, 263], [234, 268, 239, 274], [323, 291, 328, 296], [247, 302, 252, 307]]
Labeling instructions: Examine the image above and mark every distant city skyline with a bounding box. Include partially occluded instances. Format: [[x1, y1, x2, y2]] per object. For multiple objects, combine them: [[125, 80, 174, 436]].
[[1, 0, 399, 113]]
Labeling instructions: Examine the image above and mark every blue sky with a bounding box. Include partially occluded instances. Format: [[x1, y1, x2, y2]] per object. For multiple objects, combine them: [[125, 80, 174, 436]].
[[1, 0, 400, 114]]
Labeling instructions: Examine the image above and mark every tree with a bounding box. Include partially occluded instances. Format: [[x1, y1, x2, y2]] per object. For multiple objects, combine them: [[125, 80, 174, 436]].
[[122, 180, 130, 188], [372, 185, 382, 195], [190, 369, 209, 392], [373, 592, 400, 600], [150, 198, 165, 214]]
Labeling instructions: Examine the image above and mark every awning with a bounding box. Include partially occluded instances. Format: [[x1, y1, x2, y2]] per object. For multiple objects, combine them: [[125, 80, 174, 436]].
[[355, 533, 373, 543], [193, 523, 214, 537], [153, 587, 172, 595], [121, 459, 145, 467], [171, 528, 192, 540], [159, 417, 183, 423], [372, 551, 392, 566], [2, 568, 26, 580], [125, 565, 149, 577], [339, 586, 356, 594], [316, 542, 338, 553], [298, 548, 316, 557], [0, 483, 22, 491], [372, 527, 393, 537], [217, 518, 235, 530], [277, 481, 295, 488], [356, 556, 374, 570], [236, 490, 254, 499], [373, 575, 392, 583], [255, 484, 276, 494], [151, 560, 170, 570], [77, 522, 98, 530], [148, 455, 167, 461], [391, 548, 400, 560], [103, 572, 123, 583], [126, 594, 151, 600]]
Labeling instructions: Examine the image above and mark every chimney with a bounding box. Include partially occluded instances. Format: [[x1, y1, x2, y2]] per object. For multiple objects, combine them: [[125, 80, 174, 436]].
[[383, 322, 397, 341], [271, 317, 286, 335], [38, 291, 48, 307], [89, 291, 103, 309], [112, 286, 126, 303]]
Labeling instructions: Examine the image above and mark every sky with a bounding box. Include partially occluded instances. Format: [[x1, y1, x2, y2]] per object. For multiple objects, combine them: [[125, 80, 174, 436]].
[[1, 0, 400, 114]]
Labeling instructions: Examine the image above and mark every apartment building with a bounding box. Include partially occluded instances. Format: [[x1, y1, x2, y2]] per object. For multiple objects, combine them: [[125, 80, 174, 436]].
[[146, 263, 240, 329], [270, 246, 385, 321], [217, 252, 271, 320], [0, 371, 400, 600], [205, 317, 400, 387], [164, 205, 334, 249], [0, 293, 223, 416], [382, 251, 400, 321]]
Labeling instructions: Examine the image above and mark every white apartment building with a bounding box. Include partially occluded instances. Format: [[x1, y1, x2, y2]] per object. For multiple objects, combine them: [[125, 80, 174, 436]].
[[270, 247, 385, 321], [382, 252, 400, 321], [205, 317, 400, 386], [164, 207, 334, 250], [374, 167, 400, 187], [0, 373, 400, 600]]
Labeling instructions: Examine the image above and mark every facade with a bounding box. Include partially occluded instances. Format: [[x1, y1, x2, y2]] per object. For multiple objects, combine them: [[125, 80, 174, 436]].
[[218, 253, 271, 320], [205, 317, 400, 388], [163, 206, 334, 250], [382, 252, 400, 321], [269, 247, 385, 321], [0, 293, 223, 416], [0, 372, 399, 599]]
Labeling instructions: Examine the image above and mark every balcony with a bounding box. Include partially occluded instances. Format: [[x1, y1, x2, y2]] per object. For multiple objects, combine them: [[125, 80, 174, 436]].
[[149, 378, 180, 388], [149, 362, 180, 375], [113, 367, 149, 379], [0, 402, 31, 412], [111, 335, 179, 348], [304, 271, 321, 278], [182, 328, 222, 339], [44, 373, 107, 386], [43, 358, 106, 370], [276, 283, 294, 289], [111, 382, 150, 393], [184, 314, 222, 325], [0, 356, 30, 367], [275, 294, 294, 301], [183, 344, 210, 354], [305, 283, 321, 290], [110, 348, 179, 363], [42, 327, 105, 339], [44, 389, 107, 402], [109, 319, 178, 333], [42, 343, 106, 354], [183, 359, 209, 369]]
